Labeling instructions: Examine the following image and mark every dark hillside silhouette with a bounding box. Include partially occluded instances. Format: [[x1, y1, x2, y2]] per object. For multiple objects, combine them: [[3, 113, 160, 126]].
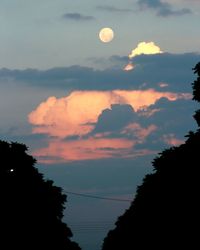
[[0, 141, 81, 250], [102, 62, 200, 249]]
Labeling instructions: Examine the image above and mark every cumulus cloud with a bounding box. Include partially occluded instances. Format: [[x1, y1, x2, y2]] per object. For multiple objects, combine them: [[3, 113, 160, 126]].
[[92, 104, 136, 134], [134, 97, 198, 151], [29, 91, 120, 138], [124, 41, 163, 71], [2, 52, 198, 164], [28, 89, 193, 163], [62, 13, 95, 21], [137, 0, 192, 17], [129, 42, 163, 59], [28, 89, 189, 138]]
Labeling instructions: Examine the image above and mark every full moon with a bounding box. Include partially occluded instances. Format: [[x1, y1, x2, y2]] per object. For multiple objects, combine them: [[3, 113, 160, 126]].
[[99, 28, 114, 43]]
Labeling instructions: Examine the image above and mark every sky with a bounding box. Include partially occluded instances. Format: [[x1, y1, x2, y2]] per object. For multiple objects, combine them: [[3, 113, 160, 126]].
[[1, 1, 200, 250]]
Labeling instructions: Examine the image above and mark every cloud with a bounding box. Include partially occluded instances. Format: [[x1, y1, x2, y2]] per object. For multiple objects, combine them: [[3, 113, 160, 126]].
[[162, 133, 184, 146], [33, 137, 137, 163], [92, 104, 136, 134], [62, 13, 95, 21], [1, 53, 198, 93], [129, 42, 163, 59], [0, 51, 198, 164], [124, 63, 135, 71], [158, 82, 169, 88], [124, 41, 162, 72], [28, 89, 193, 163], [134, 97, 198, 151], [137, 0, 192, 17], [139, 97, 197, 130], [122, 123, 157, 142], [28, 89, 189, 138], [97, 5, 131, 13]]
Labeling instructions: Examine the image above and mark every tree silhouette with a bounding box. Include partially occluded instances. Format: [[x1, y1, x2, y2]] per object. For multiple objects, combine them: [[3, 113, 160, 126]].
[[0, 141, 81, 250], [102, 63, 200, 250]]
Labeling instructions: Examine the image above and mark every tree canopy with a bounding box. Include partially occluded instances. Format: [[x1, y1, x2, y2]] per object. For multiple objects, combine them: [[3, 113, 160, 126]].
[[102, 63, 200, 250], [0, 141, 81, 250]]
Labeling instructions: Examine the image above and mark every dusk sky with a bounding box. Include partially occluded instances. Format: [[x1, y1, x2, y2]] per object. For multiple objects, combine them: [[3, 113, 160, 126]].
[[1, 1, 200, 250]]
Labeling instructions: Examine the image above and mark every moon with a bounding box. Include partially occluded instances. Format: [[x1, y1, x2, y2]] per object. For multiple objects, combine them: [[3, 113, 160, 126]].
[[99, 28, 114, 43]]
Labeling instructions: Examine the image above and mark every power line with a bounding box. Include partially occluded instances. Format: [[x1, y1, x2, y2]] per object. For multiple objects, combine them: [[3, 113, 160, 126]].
[[63, 190, 132, 202]]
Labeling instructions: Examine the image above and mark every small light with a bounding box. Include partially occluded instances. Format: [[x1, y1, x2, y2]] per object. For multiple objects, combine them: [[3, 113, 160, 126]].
[[10, 169, 14, 172]]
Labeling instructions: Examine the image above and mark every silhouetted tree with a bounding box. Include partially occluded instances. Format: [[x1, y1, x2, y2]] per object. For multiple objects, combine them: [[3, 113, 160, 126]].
[[193, 62, 200, 126], [102, 63, 200, 250], [0, 141, 81, 250]]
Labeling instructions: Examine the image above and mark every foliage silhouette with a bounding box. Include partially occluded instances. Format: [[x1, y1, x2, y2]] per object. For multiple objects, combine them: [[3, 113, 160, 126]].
[[102, 63, 200, 249], [0, 141, 81, 250]]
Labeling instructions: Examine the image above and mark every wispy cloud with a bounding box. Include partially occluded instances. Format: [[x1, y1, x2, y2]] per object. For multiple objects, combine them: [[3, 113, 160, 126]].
[[62, 13, 95, 21], [137, 0, 192, 17], [162, 133, 184, 146], [97, 5, 131, 13]]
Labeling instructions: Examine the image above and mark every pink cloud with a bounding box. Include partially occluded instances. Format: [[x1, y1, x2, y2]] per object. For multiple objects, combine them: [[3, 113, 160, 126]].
[[33, 140, 156, 164], [33, 137, 136, 163], [28, 89, 190, 163], [28, 89, 190, 138], [163, 134, 185, 146]]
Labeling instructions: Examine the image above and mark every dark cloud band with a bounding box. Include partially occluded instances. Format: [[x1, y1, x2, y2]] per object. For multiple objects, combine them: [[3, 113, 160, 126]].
[[0, 53, 199, 93]]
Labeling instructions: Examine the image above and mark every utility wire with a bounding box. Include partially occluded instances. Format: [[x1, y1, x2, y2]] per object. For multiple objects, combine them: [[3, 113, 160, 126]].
[[63, 190, 132, 202]]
